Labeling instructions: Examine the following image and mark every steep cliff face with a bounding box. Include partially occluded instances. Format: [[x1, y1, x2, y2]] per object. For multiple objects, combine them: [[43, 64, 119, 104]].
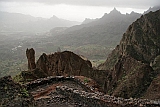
[[119, 10, 160, 63], [36, 51, 92, 76], [99, 10, 160, 70], [144, 55, 160, 99], [98, 9, 160, 98]]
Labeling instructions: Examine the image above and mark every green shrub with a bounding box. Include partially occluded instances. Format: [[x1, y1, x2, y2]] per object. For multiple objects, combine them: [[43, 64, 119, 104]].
[[84, 78, 90, 83], [21, 88, 29, 98]]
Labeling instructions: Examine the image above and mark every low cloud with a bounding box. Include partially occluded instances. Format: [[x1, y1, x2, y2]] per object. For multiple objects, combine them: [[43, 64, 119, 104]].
[[0, 0, 160, 8]]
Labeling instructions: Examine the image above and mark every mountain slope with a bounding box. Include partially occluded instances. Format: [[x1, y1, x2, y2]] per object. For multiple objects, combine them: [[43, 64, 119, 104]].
[[47, 8, 141, 59], [144, 6, 160, 14], [0, 11, 79, 33], [49, 8, 140, 46], [82, 18, 97, 24], [99, 9, 160, 70], [98, 9, 160, 99]]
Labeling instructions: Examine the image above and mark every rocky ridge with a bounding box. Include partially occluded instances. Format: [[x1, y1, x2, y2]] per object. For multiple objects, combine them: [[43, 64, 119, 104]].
[[3, 75, 160, 107], [57, 86, 160, 107], [16, 50, 93, 82], [98, 9, 160, 99], [36, 51, 92, 76], [22, 49, 109, 90], [16, 9, 160, 101]]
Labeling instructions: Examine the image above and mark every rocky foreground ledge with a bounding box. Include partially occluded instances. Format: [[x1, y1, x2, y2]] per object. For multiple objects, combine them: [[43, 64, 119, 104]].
[[24, 76, 160, 107], [0, 75, 160, 107], [56, 86, 160, 107], [0, 76, 34, 107], [24, 76, 97, 92]]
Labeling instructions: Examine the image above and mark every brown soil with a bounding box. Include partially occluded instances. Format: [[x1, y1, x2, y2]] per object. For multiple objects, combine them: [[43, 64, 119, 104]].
[[33, 83, 61, 100], [75, 76, 99, 91], [30, 80, 90, 107]]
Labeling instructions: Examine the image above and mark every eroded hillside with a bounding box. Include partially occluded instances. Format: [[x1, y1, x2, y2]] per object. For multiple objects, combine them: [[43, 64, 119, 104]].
[[98, 9, 160, 99]]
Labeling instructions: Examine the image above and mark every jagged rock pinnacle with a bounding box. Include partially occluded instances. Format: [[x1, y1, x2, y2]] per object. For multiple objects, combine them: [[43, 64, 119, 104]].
[[26, 48, 36, 70]]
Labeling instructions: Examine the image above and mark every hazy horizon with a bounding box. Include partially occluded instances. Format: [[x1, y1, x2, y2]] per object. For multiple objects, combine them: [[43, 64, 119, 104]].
[[0, 0, 160, 22]]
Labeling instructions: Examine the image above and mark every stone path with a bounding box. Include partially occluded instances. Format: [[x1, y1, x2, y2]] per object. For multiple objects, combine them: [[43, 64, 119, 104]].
[[26, 76, 160, 107], [30, 81, 90, 107]]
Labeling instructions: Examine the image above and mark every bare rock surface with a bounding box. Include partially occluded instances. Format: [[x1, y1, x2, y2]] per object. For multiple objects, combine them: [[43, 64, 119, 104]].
[[98, 9, 160, 99], [26, 48, 36, 70], [36, 51, 92, 76]]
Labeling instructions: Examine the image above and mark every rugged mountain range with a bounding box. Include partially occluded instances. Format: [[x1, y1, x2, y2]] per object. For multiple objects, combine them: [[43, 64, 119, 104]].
[[0, 11, 79, 33], [49, 8, 141, 47], [17, 9, 160, 100], [0, 8, 147, 78], [2, 9, 160, 107], [81, 18, 97, 24], [45, 8, 142, 60], [98, 9, 160, 99], [144, 6, 160, 14]]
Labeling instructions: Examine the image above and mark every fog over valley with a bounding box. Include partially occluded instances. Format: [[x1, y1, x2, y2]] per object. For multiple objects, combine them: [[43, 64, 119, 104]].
[[0, 1, 160, 107], [0, 0, 160, 77]]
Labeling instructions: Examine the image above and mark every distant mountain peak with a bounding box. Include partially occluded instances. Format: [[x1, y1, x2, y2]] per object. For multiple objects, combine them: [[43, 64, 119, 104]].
[[82, 18, 96, 24], [101, 7, 122, 20], [113, 7, 117, 11], [50, 15, 58, 19], [109, 7, 121, 15], [130, 11, 140, 15], [130, 11, 136, 14], [144, 6, 160, 14]]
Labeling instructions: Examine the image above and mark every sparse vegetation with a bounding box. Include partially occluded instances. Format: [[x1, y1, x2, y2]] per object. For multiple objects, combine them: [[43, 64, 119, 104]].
[[84, 78, 90, 83], [21, 88, 29, 98]]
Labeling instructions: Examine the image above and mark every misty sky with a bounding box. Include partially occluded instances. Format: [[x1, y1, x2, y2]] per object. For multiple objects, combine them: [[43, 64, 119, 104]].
[[0, 0, 160, 22]]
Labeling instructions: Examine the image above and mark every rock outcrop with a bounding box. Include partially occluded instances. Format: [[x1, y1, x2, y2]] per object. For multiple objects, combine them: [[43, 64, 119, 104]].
[[36, 51, 92, 76], [17, 49, 111, 92], [0, 76, 34, 107], [98, 9, 160, 99], [19, 50, 93, 82], [26, 48, 36, 70]]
